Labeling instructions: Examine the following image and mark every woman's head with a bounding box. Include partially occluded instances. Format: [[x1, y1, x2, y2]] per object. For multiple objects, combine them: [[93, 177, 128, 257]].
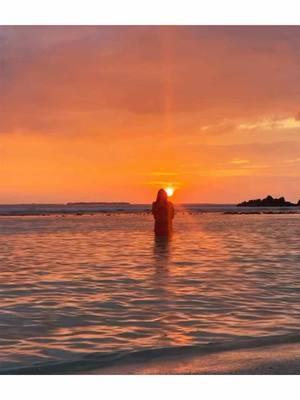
[[156, 188, 168, 202]]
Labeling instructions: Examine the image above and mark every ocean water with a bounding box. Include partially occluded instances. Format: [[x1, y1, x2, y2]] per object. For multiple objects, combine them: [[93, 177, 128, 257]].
[[0, 210, 300, 372]]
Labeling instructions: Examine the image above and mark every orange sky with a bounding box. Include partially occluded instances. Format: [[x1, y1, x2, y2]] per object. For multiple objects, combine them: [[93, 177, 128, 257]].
[[1, 26, 300, 203]]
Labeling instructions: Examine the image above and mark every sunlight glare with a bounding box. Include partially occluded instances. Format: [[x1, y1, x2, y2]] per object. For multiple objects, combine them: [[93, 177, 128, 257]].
[[165, 187, 174, 197]]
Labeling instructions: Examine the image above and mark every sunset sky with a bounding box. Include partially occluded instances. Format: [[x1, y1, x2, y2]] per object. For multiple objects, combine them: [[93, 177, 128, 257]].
[[1, 26, 300, 203]]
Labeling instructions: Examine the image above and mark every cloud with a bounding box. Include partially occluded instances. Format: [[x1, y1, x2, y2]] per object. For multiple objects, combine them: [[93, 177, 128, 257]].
[[238, 164, 271, 169], [199, 121, 236, 135], [238, 117, 300, 131], [284, 157, 300, 163], [146, 181, 181, 186], [2, 26, 300, 135], [229, 159, 250, 165], [146, 172, 179, 176]]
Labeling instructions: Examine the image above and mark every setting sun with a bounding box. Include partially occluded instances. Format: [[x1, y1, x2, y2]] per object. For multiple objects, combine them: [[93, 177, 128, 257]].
[[165, 187, 175, 197]]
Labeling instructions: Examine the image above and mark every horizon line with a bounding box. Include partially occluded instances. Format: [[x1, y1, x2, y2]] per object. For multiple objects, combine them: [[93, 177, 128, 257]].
[[0, 201, 237, 206]]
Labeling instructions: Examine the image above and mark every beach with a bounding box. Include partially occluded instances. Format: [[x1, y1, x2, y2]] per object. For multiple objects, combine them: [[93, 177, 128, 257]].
[[84, 342, 300, 375]]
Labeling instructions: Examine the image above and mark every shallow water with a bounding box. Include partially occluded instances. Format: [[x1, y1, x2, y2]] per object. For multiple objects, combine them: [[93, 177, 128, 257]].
[[0, 212, 300, 371]]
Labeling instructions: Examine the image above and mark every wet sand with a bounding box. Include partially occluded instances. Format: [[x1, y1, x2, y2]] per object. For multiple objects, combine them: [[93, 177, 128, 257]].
[[83, 343, 300, 374]]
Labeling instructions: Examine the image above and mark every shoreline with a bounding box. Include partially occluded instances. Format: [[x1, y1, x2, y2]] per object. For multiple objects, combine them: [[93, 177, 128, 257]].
[[2, 334, 300, 375], [84, 342, 300, 375]]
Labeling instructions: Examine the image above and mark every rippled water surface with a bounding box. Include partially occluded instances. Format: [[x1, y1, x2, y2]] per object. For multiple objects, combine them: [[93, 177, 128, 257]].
[[0, 212, 300, 370]]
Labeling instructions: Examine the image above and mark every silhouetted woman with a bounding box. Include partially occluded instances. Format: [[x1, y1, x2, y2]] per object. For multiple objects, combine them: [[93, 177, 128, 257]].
[[152, 189, 174, 236]]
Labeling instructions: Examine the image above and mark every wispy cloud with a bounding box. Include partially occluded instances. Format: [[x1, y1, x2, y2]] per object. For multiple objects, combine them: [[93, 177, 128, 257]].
[[228, 159, 270, 169], [199, 121, 235, 135], [238, 164, 271, 169], [146, 172, 179, 176], [284, 157, 300, 163], [238, 117, 300, 131], [146, 181, 180, 186], [229, 159, 250, 165]]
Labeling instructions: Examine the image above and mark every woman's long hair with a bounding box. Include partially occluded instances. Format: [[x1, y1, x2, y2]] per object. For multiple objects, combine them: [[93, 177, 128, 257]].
[[156, 188, 168, 204]]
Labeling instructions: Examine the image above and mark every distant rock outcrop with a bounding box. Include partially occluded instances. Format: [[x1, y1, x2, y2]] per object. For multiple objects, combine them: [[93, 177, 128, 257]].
[[237, 195, 297, 207]]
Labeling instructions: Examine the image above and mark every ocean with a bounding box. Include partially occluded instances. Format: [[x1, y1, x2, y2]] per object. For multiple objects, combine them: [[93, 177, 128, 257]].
[[0, 204, 300, 373]]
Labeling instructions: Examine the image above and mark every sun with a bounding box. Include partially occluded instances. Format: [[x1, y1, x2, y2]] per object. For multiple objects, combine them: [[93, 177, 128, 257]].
[[165, 187, 174, 197]]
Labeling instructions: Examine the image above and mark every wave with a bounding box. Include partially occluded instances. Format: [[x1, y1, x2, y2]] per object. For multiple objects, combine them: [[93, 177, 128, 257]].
[[1, 332, 300, 375]]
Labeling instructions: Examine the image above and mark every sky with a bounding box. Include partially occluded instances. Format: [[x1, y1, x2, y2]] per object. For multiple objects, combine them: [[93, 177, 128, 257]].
[[1, 26, 300, 204]]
